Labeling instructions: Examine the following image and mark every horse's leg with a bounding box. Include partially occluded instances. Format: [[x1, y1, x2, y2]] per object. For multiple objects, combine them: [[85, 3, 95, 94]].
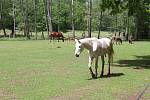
[[49, 37, 51, 42], [62, 37, 64, 42], [88, 56, 95, 78], [53, 37, 54, 41], [100, 55, 105, 77], [51, 36, 53, 42], [95, 56, 99, 78], [49, 36, 51, 42], [52, 37, 54, 41], [58, 37, 59, 42], [108, 54, 111, 76]]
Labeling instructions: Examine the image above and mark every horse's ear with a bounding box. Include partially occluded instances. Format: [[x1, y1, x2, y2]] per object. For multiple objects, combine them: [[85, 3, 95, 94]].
[[93, 42, 97, 52], [75, 39, 78, 43], [75, 39, 81, 43], [78, 40, 81, 43]]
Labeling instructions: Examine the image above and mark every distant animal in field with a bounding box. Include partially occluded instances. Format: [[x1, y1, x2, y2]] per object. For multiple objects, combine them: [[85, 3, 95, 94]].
[[49, 32, 64, 42], [74, 37, 114, 79], [128, 35, 134, 44], [112, 36, 122, 45]]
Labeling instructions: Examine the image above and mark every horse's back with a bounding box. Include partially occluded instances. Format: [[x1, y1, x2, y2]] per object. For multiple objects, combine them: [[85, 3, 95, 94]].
[[98, 38, 111, 48], [99, 38, 111, 42], [49, 32, 64, 42], [50, 32, 63, 37]]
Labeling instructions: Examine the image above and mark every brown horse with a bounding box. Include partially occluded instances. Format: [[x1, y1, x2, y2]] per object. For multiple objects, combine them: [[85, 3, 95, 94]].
[[112, 36, 122, 45], [49, 32, 64, 42]]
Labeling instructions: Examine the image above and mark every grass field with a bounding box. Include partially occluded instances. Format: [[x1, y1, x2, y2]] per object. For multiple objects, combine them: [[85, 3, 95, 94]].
[[0, 40, 150, 100]]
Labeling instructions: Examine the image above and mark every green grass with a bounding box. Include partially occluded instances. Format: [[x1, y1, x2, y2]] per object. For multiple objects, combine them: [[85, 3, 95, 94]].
[[0, 40, 150, 100]]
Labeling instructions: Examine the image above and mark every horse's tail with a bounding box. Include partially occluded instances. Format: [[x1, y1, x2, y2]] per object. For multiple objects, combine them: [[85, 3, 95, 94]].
[[109, 40, 114, 63]]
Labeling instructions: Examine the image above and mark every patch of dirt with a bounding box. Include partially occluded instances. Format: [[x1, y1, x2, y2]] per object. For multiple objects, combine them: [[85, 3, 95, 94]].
[[0, 88, 20, 100], [128, 91, 140, 100], [140, 86, 150, 100], [128, 85, 150, 100]]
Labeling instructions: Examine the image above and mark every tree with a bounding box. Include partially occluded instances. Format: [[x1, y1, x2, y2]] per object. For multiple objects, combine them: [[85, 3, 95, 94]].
[[0, 0, 4, 35], [108, 0, 150, 39], [0, 0, 149, 40], [57, 0, 60, 32], [96, 0, 105, 39], [98, 11, 103, 39], [46, 0, 52, 34], [24, 0, 30, 39], [0, 0, 12, 36], [10, 0, 16, 38], [87, 0, 92, 37], [71, 0, 75, 38], [34, 0, 38, 39]]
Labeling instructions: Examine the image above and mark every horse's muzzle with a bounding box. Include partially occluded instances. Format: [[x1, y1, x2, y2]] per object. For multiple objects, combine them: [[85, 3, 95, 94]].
[[75, 54, 79, 57]]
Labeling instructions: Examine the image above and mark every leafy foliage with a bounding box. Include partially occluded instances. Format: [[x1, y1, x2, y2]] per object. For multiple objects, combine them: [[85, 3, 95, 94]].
[[0, 0, 149, 39]]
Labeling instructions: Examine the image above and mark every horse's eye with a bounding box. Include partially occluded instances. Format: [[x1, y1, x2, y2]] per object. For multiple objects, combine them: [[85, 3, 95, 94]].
[[79, 46, 81, 48]]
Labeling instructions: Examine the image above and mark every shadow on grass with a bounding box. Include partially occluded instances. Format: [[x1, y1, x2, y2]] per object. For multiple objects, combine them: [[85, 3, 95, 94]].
[[115, 55, 150, 69], [87, 73, 124, 80]]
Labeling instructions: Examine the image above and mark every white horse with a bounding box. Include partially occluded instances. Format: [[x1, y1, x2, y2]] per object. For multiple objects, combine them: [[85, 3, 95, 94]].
[[75, 37, 114, 79]]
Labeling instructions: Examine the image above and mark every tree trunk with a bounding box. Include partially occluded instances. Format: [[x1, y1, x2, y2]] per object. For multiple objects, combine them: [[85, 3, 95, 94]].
[[43, 0, 49, 37], [71, 0, 75, 38], [0, 0, 7, 37], [41, 31, 45, 40], [24, 16, 30, 39], [0, 0, 1, 19], [34, 0, 38, 39], [3, 28, 6, 36], [98, 11, 103, 39], [88, 0, 92, 37], [46, 0, 52, 34], [21, 0, 26, 37], [57, 0, 60, 32], [0, 0, 2, 32], [115, 15, 118, 32], [10, 0, 16, 38], [135, 16, 139, 40], [24, 0, 30, 39], [126, 16, 129, 40]]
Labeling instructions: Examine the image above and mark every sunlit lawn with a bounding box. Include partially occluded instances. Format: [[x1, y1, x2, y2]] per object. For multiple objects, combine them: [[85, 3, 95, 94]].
[[0, 39, 149, 100]]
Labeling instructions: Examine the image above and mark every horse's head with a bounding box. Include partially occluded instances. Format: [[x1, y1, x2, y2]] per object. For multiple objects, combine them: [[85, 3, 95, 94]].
[[75, 39, 84, 57]]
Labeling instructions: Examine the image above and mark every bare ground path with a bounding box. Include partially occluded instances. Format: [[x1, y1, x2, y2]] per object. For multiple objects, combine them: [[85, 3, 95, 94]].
[[127, 82, 150, 100]]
